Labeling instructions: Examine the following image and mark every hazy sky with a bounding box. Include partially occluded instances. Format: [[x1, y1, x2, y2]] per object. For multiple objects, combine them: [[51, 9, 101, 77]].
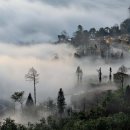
[[0, 0, 130, 43]]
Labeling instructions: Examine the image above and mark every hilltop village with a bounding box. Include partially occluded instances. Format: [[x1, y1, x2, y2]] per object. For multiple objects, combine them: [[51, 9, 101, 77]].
[[56, 17, 130, 61]]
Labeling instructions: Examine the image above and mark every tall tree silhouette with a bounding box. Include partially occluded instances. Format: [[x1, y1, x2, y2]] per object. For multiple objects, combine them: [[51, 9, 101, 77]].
[[26, 93, 34, 108], [109, 67, 112, 81], [57, 88, 66, 117], [25, 67, 39, 106], [97, 67, 102, 83], [76, 66, 83, 82]]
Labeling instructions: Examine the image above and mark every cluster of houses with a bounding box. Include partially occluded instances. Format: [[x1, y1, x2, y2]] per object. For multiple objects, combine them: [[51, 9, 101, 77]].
[[74, 34, 130, 60]]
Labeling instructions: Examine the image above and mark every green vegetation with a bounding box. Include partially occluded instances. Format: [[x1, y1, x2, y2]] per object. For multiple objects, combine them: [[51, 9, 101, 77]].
[[1, 84, 130, 130], [57, 18, 130, 46]]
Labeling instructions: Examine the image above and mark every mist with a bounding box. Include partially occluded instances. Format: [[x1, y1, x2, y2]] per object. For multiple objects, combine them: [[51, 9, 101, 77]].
[[0, 42, 130, 124], [0, 42, 128, 100]]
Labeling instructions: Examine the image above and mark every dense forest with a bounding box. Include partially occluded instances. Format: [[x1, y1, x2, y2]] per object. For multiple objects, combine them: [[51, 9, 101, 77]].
[[1, 85, 130, 130]]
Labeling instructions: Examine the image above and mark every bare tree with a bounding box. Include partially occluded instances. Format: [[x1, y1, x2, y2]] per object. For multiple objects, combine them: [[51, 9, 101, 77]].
[[25, 67, 39, 105]]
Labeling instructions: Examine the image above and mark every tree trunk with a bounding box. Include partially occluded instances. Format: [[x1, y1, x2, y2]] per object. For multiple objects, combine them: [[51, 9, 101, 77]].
[[14, 102, 15, 114], [21, 103, 23, 113], [34, 77, 36, 106]]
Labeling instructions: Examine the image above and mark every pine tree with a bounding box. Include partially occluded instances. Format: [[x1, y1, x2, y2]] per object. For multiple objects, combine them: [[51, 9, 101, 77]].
[[26, 93, 34, 107], [109, 67, 112, 81], [57, 88, 66, 117]]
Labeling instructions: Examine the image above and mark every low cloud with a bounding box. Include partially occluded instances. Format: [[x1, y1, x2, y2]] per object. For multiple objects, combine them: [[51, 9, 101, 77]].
[[0, 0, 129, 43], [0, 42, 128, 102]]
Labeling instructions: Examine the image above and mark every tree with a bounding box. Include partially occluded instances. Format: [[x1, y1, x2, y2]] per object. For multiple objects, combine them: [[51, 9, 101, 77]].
[[25, 67, 39, 105], [1, 118, 17, 130], [58, 30, 69, 43], [72, 25, 84, 46], [118, 65, 127, 74], [26, 93, 34, 108], [125, 85, 130, 103], [110, 24, 120, 36], [109, 67, 112, 81], [47, 116, 58, 129], [120, 18, 130, 34], [57, 88, 66, 117], [97, 28, 107, 37], [105, 27, 111, 35], [89, 28, 96, 38], [76, 66, 83, 82], [46, 98, 56, 113], [78, 25, 83, 32], [97, 67, 102, 83], [11, 91, 24, 112], [116, 65, 128, 94]]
